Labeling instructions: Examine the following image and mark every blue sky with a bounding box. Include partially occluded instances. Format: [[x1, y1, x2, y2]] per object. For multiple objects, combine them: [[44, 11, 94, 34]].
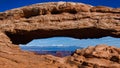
[[0, 0, 120, 12], [20, 36, 120, 47], [20, 36, 120, 51]]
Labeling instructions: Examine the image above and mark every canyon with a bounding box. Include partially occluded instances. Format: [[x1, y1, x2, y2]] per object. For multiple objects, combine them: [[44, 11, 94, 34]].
[[0, 2, 120, 68]]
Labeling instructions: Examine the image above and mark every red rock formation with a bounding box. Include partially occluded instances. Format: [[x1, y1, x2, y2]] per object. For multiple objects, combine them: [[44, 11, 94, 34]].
[[0, 2, 120, 68], [71, 45, 120, 68]]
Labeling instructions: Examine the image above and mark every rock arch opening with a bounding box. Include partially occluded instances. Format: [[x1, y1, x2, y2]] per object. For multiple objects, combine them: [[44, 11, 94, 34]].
[[5, 27, 119, 45]]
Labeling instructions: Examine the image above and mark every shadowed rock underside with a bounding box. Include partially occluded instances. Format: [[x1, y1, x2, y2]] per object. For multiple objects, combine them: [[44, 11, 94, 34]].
[[0, 2, 120, 68]]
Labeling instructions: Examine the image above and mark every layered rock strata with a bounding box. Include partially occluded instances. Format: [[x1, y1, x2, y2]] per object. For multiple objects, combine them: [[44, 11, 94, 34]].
[[0, 2, 120, 68]]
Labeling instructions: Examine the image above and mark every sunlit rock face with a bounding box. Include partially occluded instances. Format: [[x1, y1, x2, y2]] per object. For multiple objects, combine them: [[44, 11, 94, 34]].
[[0, 2, 120, 68], [72, 44, 120, 68]]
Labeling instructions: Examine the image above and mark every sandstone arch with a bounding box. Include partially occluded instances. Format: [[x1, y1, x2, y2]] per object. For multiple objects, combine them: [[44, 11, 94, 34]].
[[0, 2, 120, 68]]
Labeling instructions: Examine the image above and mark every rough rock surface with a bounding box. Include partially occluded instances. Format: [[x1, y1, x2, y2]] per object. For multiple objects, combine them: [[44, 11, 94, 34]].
[[72, 45, 120, 68], [0, 2, 120, 68]]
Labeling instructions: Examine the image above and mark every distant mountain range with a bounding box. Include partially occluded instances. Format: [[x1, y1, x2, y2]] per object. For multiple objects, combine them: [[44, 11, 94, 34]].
[[20, 46, 83, 51]]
